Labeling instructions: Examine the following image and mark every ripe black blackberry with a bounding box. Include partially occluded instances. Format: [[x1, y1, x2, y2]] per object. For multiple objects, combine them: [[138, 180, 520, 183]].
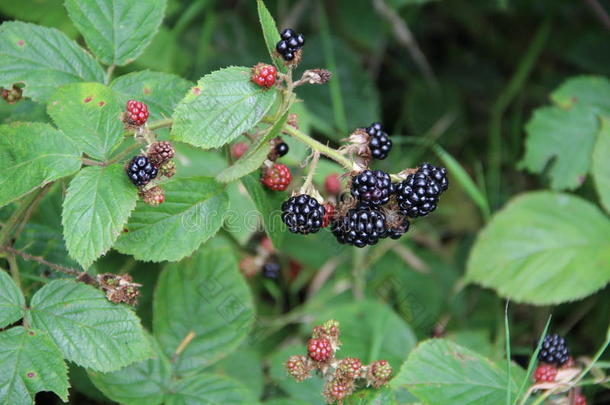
[[126, 156, 158, 186], [275, 142, 289, 157], [383, 214, 410, 240], [350, 170, 393, 206], [276, 28, 305, 61], [396, 163, 448, 218], [331, 205, 387, 248], [538, 334, 570, 366], [281, 194, 326, 234], [366, 122, 392, 160], [263, 261, 281, 279]]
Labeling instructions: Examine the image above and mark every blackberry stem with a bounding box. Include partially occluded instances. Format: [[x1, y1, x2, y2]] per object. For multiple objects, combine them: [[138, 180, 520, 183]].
[[282, 124, 356, 171]]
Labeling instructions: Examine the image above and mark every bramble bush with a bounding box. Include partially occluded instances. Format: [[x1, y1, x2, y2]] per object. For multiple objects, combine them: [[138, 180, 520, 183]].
[[0, 0, 609, 404]]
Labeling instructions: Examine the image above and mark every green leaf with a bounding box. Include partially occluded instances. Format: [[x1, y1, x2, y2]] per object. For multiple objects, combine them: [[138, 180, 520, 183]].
[[0, 327, 69, 404], [154, 238, 254, 375], [0, 122, 82, 208], [206, 347, 264, 399], [170, 67, 277, 149], [65, 0, 166, 66], [165, 373, 259, 405], [520, 75, 610, 190], [392, 339, 520, 405], [62, 165, 138, 269], [88, 335, 171, 405], [465, 191, 610, 304], [593, 117, 610, 214], [241, 173, 286, 249], [0, 0, 78, 38], [0, 270, 25, 328], [110, 70, 192, 120], [256, 0, 286, 73], [216, 112, 288, 183], [345, 387, 396, 405], [47, 82, 124, 161], [311, 300, 417, 368], [0, 21, 105, 102], [114, 177, 228, 262], [26, 279, 151, 372]]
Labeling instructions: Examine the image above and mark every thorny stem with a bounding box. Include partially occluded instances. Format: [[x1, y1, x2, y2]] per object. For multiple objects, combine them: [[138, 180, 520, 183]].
[[2, 246, 82, 277]]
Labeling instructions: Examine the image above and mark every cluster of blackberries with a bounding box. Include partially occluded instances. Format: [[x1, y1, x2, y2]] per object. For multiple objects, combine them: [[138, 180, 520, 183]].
[[366, 122, 392, 160], [538, 333, 570, 366], [276, 28, 305, 61]]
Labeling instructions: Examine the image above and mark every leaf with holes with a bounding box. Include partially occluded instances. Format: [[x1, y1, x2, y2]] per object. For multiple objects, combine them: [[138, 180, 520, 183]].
[[216, 112, 288, 183], [0, 21, 105, 102], [110, 70, 192, 121], [465, 191, 610, 304], [65, 0, 166, 66], [62, 164, 138, 269], [0, 270, 25, 328], [154, 237, 254, 375], [165, 373, 258, 405], [0, 122, 82, 208], [47, 82, 124, 161], [520, 75, 610, 190], [25, 279, 151, 372], [593, 117, 610, 214], [0, 327, 69, 405], [114, 177, 229, 262], [170, 67, 277, 149], [256, 0, 286, 73], [392, 339, 522, 405], [88, 334, 171, 405]]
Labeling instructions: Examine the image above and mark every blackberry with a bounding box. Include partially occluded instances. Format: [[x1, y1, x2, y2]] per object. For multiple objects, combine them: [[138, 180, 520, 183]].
[[419, 162, 448, 191], [538, 334, 570, 366], [276, 28, 305, 61], [263, 261, 280, 279], [275, 142, 289, 157], [331, 206, 387, 248], [350, 170, 393, 206], [366, 122, 392, 160], [126, 156, 158, 186], [396, 163, 448, 218], [383, 214, 410, 240], [281, 194, 326, 234]]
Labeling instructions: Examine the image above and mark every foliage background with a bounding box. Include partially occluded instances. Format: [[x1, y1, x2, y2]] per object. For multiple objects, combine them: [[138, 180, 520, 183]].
[[0, 0, 609, 404]]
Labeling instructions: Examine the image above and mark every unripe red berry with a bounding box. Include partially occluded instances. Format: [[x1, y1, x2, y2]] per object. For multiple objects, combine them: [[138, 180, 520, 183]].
[[126, 100, 149, 126], [307, 337, 333, 362], [534, 364, 557, 383], [368, 360, 392, 388], [325, 379, 350, 402], [322, 202, 335, 228], [337, 357, 362, 379], [324, 173, 342, 195], [575, 394, 587, 405], [231, 142, 249, 159], [261, 163, 292, 191], [251, 63, 277, 88], [285, 355, 312, 382]]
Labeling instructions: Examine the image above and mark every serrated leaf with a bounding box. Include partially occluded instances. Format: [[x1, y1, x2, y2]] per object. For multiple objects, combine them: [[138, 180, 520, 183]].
[[256, 0, 287, 73], [241, 173, 286, 249], [0, 21, 105, 102], [0, 327, 69, 404], [521, 103, 598, 190], [110, 70, 192, 120], [65, 0, 166, 66], [88, 334, 171, 405], [114, 176, 228, 262], [26, 279, 151, 372], [62, 164, 137, 269], [0, 122, 82, 208], [47, 82, 124, 161], [465, 191, 610, 305], [154, 237, 254, 375], [165, 373, 258, 405], [392, 339, 520, 405], [0, 269, 25, 328], [170, 67, 277, 149], [520, 75, 610, 190], [311, 300, 417, 367], [0, 0, 77, 38], [216, 112, 288, 183], [593, 117, 610, 214]]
